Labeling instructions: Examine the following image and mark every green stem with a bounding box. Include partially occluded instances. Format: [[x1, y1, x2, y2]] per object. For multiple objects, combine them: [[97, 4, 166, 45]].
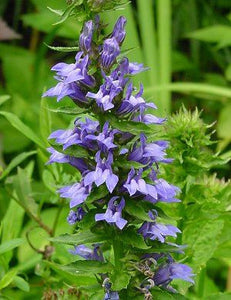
[[52, 202, 64, 236], [198, 267, 206, 298], [137, 0, 159, 89], [157, 0, 172, 115], [113, 236, 123, 271], [145, 82, 231, 101], [7, 190, 53, 236]]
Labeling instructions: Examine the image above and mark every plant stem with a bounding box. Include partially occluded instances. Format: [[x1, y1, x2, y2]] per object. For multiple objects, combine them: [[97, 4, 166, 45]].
[[113, 236, 123, 271], [145, 82, 231, 101], [157, 0, 172, 115], [52, 202, 64, 236], [7, 191, 53, 236], [198, 267, 206, 298], [227, 267, 231, 291], [137, 0, 159, 89]]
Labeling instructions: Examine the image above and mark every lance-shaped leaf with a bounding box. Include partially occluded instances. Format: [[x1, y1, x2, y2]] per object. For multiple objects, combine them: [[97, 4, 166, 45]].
[[50, 230, 107, 245], [12, 167, 38, 216]]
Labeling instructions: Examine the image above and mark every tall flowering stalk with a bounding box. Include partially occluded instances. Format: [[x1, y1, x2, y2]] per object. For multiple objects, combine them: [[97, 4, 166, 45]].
[[43, 15, 194, 299]]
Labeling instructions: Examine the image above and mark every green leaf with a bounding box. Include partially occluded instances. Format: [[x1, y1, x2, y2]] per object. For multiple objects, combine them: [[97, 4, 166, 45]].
[[183, 219, 224, 270], [48, 106, 87, 115], [50, 141, 89, 159], [225, 64, 231, 81], [151, 287, 186, 299], [172, 51, 194, 72], [110, 115, 154, 135], [0, 239, 24, 255], [53, 2, 78, 25], [62, 260, 113, 274], [114, 158, 145, 170], [120, 227, 149, 249], [13, 167, 38, 216], [22, 11, 82, 39], [186, 25, 231, 49], [86, 185, 109, 204], [47, 6, 63, 16], [111, 270, 131, 290], [0, 111, 46, 150], [45, 261, 96, 286], [125, 200, 151, 221], [217, 104, 231, 140], [0, 151, 36, 180], [0, 270, 17, 290], [0, 95, 10, 106], [1, 200, 24, 243], [50, 230, 107, 245], [206, 293, 231, 300], [42, 170, 57, 194], [45, 44, 79, 52], [40, 97, 51, 143], [12, 276, 30, 292]]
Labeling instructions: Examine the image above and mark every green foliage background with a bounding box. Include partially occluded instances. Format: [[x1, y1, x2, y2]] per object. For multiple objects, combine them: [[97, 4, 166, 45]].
[[0, 0, 231, 299]]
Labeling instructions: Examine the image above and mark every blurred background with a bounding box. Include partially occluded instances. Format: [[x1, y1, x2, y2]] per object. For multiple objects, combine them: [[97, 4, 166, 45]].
[[0, 0, 231, 298]]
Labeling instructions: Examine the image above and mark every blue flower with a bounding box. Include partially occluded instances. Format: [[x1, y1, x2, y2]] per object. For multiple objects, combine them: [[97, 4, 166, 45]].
[[47, 147, 88, 173], [67, 207, 86, 225], [104, 291, 120, 300], [84, 151, 118, 193], [43, 52, 95, 103], [95, 196, 127, 230], [117, 83, 156, 116], [128, 134, 171, 165], [85, 122, 117, 153], [138, 210, 181, 243], [101, 37, 120, 69], [153, 261, 194, 291], [59, 180, 91, 208], [69, 244, 103, 261], [147, 178, 181, 203], [111, 16, 126, 45], [124, 168, 157, 200], [79, 20, 94, 54], [128, 62, 148, 75]]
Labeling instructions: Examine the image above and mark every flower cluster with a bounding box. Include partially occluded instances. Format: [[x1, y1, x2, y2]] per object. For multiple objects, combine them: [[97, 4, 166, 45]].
[[44, 16, 194, 298]]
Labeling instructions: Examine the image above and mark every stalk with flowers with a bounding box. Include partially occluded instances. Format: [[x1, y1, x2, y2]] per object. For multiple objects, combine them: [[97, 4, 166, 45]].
[[43, 4, 194, 299]]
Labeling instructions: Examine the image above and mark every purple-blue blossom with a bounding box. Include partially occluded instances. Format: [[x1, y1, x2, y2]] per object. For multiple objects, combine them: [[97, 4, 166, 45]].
[[69, 244, 103, 261], [59, 180, 91, 208], [124, 168, 157, 200], [111, 16, 126, 45], [104, 291, 120, 300], [150, 178, 181, 203], [67, 207, 86, 225], [129, 134, 171, 165], [138, 210, 181, 243], [43, 52, 95, 103], [47, 147, 88, 173], [87, 59, 129, 111], [85, 122, 117, 153], [84, 151, 118, 193], [95, 196, 127, 230], [117, 83, 156, 116], [101, 37, 120, 69], [79, 20, 94, 54], [153, 261, 194, 292]]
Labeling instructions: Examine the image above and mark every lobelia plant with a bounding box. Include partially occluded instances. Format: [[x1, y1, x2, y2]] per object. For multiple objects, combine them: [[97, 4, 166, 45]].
[[43, 10, 194, 300]]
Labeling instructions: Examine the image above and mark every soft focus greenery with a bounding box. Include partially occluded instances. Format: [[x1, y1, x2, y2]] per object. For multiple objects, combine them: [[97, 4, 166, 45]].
[[0, 0, 231, 299]]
